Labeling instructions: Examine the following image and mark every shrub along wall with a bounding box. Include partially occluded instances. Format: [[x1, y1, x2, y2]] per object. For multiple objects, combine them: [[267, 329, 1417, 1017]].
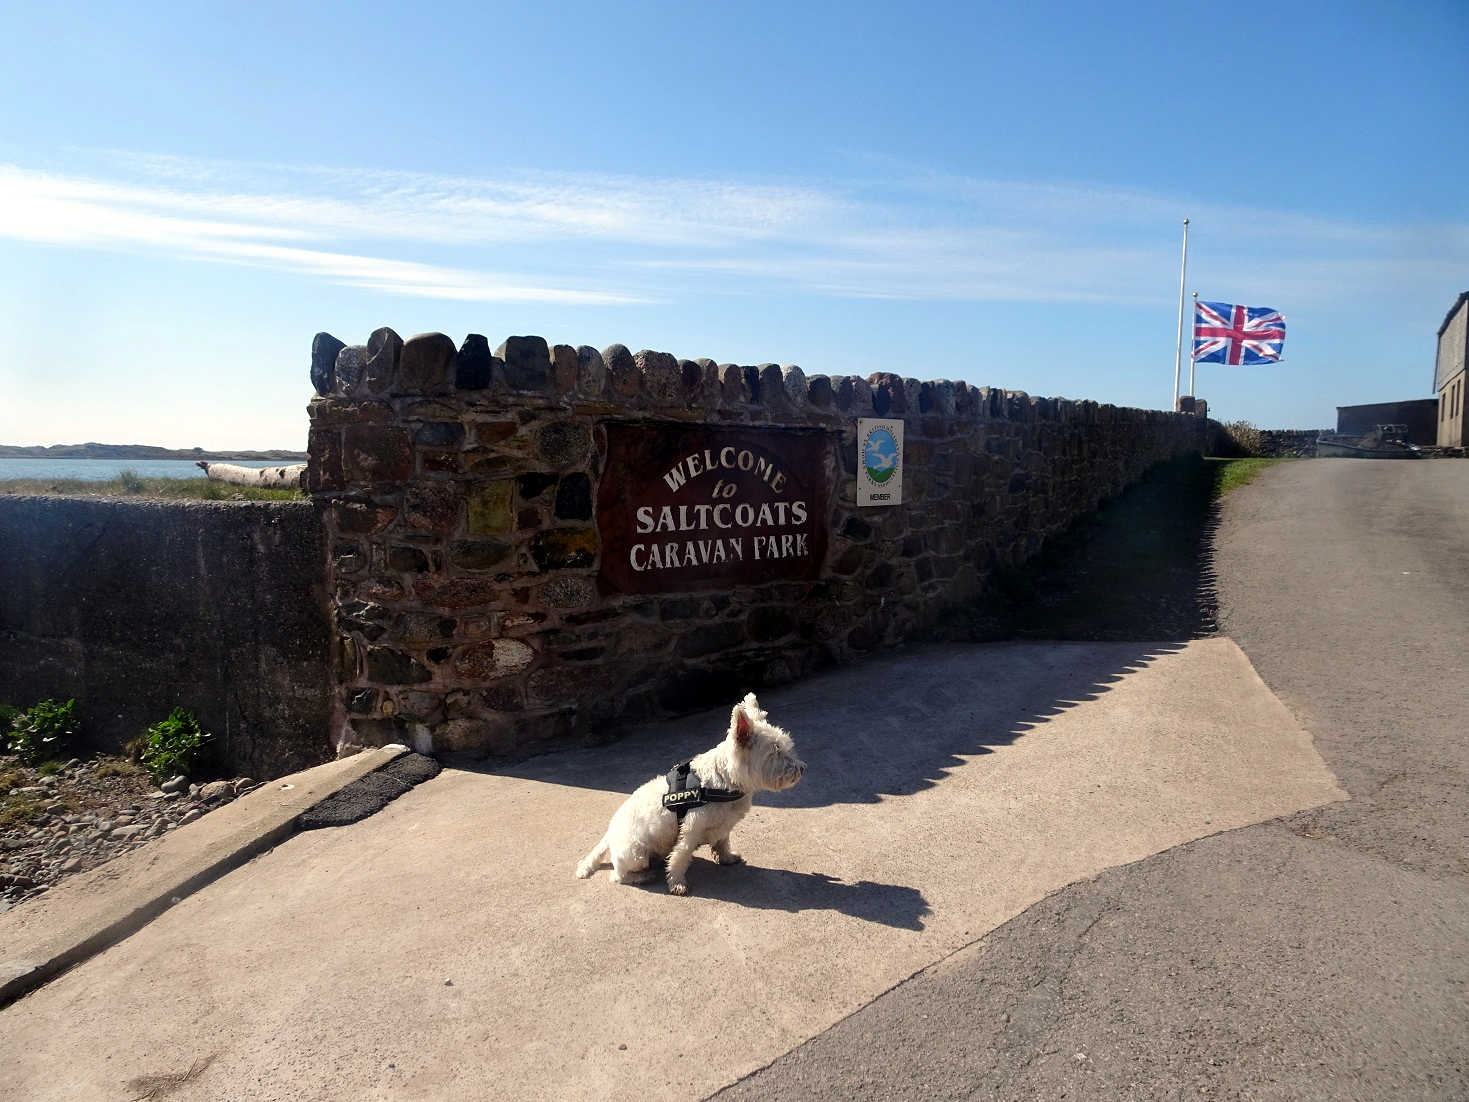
[[308, 329, 1216, 760], [0, 497, 331, 777], [1256, 429, 1327, 458]]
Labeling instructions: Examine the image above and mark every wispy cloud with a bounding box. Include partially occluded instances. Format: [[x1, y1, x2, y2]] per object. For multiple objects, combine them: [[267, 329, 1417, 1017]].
[[54, 150, 846, 247], [0, 164, 648, 305], [3, 151, 1462, 309]]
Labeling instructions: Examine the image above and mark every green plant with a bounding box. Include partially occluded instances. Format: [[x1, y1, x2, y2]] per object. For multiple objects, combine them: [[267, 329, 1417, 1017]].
[[0, 702, 18, 732], [117, 467, 145, 494], [138, 708, 213, 784], [6, 698, 80, 764], [1221, 420, 1267, 458]]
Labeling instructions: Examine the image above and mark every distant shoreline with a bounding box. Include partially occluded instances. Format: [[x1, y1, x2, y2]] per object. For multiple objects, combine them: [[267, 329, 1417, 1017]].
[[0, 444, 307, 462]]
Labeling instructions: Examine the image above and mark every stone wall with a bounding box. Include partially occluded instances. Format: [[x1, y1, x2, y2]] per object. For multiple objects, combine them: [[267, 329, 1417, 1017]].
[[1256, 430, 1326, 458], [0, 497, 331, 777], [308, 329, 1215, 760]]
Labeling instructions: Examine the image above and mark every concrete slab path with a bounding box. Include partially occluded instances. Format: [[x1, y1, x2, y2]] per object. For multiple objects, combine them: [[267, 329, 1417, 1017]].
[[0, 638, 1342, 1101], [0, 745, 406, 1006]]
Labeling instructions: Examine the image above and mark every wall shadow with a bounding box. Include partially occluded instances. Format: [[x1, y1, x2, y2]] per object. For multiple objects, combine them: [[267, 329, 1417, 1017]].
[[755, 640, 1185, 810], [482, 639, 1187, 812], [954, 454, 1226, 644]]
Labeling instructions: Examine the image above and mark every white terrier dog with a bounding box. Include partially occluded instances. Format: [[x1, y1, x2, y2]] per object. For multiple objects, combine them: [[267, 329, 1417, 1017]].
[[575, 692, 805, 895]]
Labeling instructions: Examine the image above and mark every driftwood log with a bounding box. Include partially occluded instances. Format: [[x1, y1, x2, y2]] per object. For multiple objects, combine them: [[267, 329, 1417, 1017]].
[[195, 461, 306, 489]]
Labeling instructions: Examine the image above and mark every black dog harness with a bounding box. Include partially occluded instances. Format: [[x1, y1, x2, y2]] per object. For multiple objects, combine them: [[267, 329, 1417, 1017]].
[[661, 760, 745, 820]]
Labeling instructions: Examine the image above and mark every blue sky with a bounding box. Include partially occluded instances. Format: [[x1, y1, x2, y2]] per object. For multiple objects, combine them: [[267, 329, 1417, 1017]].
[[1, 0, 1464, 449]]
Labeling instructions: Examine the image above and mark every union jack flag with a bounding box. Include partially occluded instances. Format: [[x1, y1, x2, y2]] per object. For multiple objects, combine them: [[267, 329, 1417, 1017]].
[[1192, 300, 1286, 365]]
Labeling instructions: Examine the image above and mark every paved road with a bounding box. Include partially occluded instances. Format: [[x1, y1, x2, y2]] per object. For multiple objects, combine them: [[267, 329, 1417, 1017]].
[[720, 458, 1469, 1100]]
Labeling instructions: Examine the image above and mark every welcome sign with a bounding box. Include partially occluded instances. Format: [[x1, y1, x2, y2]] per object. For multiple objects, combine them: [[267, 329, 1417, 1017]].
[[597, 424, 832, 594]]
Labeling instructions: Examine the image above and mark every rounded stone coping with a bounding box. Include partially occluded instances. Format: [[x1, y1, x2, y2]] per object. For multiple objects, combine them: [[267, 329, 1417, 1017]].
[[314, 329, 1200, 429]]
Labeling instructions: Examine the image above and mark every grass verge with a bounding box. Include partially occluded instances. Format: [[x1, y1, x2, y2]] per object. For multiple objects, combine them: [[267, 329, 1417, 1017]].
[[1206, 457, 1285, 497], [0, 476, 303, 501]]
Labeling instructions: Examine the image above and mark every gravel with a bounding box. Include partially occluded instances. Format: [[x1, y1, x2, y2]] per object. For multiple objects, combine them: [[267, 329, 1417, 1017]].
[[0, 755, 263, 913]]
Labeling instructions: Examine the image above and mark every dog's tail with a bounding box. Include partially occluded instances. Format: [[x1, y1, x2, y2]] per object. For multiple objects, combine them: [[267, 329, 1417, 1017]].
[[575, 834, 610, 878]]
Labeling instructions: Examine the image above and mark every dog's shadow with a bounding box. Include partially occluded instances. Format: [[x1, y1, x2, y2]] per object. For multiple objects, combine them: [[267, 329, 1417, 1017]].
[[631, 859, 930, 931]]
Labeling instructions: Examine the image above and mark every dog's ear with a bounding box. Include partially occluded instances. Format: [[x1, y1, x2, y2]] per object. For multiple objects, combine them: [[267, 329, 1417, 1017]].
[[733, 703, 753, 748]]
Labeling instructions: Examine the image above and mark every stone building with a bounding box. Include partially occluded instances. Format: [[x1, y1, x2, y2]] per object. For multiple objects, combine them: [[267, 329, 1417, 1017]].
[[1336, 399, 1438, 445], [1435, 291, 1468, 449]]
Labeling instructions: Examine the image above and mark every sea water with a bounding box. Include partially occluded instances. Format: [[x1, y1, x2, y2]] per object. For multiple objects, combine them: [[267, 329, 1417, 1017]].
[[0, 458, 293, 482]]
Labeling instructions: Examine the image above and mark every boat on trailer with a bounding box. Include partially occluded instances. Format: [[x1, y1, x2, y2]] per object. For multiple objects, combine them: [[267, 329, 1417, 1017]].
[[1315, 424, 1424, 459]]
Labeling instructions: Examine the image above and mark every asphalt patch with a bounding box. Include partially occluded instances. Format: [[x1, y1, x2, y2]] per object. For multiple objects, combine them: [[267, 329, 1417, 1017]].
[[297, 752, 442, 830]]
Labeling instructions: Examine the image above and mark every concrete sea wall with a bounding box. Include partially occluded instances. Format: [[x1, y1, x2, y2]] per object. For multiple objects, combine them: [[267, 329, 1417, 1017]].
[[0, 497, 331, 777]]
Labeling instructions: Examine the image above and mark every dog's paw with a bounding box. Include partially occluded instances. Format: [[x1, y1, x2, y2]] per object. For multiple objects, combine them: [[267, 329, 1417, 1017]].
[[574, 863, 595, 879], [667, 881, 689, 896]]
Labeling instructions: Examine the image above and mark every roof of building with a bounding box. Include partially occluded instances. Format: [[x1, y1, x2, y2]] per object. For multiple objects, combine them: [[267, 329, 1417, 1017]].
[[1336, 398, 1438, 413], [1438, 291, 1469, 338]]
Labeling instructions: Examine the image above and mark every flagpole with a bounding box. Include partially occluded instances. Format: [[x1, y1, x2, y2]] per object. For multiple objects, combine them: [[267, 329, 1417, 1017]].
[[1188, 291, 1198, 396], [1172, 218, 1190, 410]]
